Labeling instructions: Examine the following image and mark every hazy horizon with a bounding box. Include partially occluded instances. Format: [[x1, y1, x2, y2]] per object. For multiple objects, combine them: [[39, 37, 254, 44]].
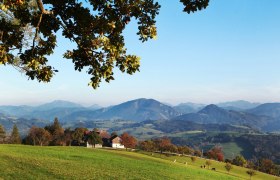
[[0, 98, 271, 107]]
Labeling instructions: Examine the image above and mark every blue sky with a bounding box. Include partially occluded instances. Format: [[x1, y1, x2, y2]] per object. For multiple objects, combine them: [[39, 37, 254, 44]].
[[1, 0, 280, 106]]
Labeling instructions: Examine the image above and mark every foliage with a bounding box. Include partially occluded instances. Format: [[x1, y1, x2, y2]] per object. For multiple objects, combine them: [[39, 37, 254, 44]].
[[246, 169, 256, 180], [138, 140, 157, 152], [232, 155, 247, 167], [44, 117, 62, 134], [225, 163, 233, 174], [26, 126, 51, 146], [120, 132, 137, 150], [259, 159, 275, 175], [72, 127, 88, 145], [0, 124, 6, 143], [53, 128, 65, 146], [64, 128, 73, 146], [177, 146, 194, 155], [45, 117, 65, 145], [206, 146, 224, 161], [153, 137, 172, 153], [0, 0, 208, 89], [194, 150, 202, 157], [10, 124, 21, 144], [180, 0, 209, 14], [87, 130, 102, 148]]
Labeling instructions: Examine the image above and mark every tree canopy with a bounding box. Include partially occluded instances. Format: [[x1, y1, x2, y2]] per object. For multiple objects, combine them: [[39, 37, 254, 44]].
[[0, 0, 209, 89]]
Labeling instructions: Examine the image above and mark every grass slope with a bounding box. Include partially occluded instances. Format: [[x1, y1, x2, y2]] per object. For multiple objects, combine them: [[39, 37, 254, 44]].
[[0, 145, 278, 180], [142, 152, 279, 180]]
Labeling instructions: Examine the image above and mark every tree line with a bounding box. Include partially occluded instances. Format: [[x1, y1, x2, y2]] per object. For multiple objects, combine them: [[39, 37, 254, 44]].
[[0, 117, 138, 149]]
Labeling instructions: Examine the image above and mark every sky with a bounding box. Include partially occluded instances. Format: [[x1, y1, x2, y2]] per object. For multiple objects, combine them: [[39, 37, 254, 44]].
[[1, 0, 280, 106]]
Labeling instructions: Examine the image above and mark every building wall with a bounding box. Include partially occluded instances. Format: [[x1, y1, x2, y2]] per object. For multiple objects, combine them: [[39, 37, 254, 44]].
[[86, 142, 102, 148], [112, 143, 125, 149]]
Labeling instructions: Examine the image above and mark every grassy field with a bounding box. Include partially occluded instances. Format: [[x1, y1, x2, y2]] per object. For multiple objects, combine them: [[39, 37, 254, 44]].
[[140, 152, 279, 180], [0, 145, 279, 180]]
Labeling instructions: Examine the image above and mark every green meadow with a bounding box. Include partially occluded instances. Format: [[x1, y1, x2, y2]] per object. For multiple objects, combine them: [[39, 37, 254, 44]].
[[0, 145, 278, 180]]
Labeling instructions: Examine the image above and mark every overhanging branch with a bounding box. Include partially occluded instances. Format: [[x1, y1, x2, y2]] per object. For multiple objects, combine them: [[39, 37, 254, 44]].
[[36, 0, 53, 14]]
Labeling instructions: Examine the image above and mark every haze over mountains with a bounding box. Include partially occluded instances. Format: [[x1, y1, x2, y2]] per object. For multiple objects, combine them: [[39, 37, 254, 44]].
[[0, 98, 280, 132]]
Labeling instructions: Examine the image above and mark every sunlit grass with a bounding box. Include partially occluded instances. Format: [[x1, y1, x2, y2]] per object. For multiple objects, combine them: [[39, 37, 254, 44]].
[[0, 145, 278, 180]]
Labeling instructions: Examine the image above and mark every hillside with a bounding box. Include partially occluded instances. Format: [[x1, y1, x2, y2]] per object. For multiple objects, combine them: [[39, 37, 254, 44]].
[[0, 145, 277, 180], [0, 113, 48, 135], [248, 103, 280, 118], [63, 98, 179, 122], [0, 100, 99, 121], [173, 104, 275, 130]]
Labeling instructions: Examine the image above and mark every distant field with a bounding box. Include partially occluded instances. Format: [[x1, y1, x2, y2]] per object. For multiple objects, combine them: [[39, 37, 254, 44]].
[[0, 145, 278, 180], [221, 142, 254, 160], [221, 142, 244, 159]]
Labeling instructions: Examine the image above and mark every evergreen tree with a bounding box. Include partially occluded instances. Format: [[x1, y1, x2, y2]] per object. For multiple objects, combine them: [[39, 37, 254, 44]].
[[10, 124, 21, 144], [45, 117, 65, 145], [0, 124, 6, 143]]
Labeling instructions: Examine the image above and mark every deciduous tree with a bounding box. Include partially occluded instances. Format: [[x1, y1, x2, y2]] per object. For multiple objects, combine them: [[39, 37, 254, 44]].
[[138, 140, 156, 152], [232, 155, 247, 167], [206, 146, 224, 161], [0, 0, 208, 89], [72, 127, 88, 145], [154, 137, 172, 153], [224, 163, 233, 174], [259, 159, 275, 175], [177, 146, 194, 155], [87, 130, 102, 148], [120, 132, 137, 150], [246, 169, 256, 180], [27, 126, 51, 146]]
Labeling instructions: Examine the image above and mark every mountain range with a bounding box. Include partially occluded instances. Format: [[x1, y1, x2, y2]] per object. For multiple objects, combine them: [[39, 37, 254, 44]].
[[0, 99, 280, 132]]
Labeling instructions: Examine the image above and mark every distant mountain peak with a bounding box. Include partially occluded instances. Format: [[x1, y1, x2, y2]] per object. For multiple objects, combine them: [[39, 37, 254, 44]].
[[199, 104, 226, 114], [63, 98, 179, 122], [37, 100, 83, 111]]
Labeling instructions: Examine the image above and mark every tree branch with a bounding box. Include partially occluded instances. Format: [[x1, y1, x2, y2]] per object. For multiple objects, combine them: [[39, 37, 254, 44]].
[[32, 13, 42, 55], [36, 0, 53, 14]]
